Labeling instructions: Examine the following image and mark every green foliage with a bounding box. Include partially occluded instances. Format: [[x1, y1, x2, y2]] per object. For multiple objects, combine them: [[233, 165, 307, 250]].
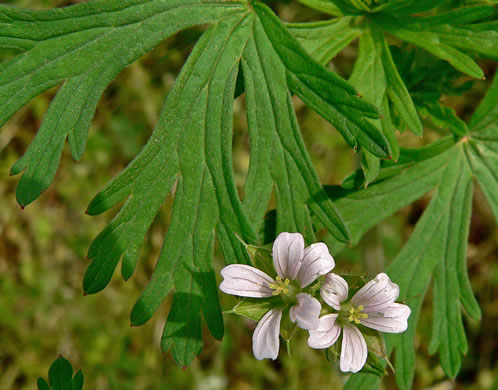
[[37, 356, 83, 390], [341, 69, 498, 390], [1, 0, 241, 207], [1, 0, 392, 367], [290, 0, 496, 184]]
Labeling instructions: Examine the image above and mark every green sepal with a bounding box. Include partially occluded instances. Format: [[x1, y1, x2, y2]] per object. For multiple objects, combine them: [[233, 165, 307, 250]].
[[227, 296, 284, 322], [362, 327, 387, 360], [246, 244, 276, 279], [325, 341, 340, 363], [361, 353, 388, 377], [280, 307, 296, 341]]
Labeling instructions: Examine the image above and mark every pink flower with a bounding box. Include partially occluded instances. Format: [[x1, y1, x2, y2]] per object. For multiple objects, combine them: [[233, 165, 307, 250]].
[[220, 232, 335, 360], [308, 273, 411, 372]]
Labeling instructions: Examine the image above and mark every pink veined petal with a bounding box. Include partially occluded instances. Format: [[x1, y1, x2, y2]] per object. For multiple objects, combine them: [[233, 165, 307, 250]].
[[220, 264, 275, 298], [272, 232, 305, 280], [289, 293, 321, 330], [252, 309, 283, 360], [320, 273, 349, 310], [340, 325, 368, 373], [297, 243, 335, 288], [361, 302, 412, 333], [307, 314, 341, 349], [352, 273, 400, 311]]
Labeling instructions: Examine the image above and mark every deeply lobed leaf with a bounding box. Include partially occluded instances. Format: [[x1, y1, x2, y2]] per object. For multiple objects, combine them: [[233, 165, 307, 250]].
[[2, 0, 244, 206], [343, 72, 497, 388], [79, 1, 388, 365]]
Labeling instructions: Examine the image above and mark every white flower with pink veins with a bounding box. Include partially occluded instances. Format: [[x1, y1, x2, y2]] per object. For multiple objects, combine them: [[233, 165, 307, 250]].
[[219, 232, 335, 360], [308, 273, 411, 373]]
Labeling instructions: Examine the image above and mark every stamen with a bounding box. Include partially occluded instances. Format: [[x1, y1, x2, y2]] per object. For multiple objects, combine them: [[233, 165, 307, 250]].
[[269, 276, 291, 296], [348, 305, 368, 324]]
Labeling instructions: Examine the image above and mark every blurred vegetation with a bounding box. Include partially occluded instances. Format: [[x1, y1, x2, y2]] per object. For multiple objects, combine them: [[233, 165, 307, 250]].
[[0, 0, 496, 389]]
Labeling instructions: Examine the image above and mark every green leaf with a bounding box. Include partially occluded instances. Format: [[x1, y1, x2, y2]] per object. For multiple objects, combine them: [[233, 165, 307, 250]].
[[345, 75, 497, 387], [2, 0, 244, 206], [254, 3, 391, 158], [123, 16, 253, 367], [380, 0, 454, 16], [465, 136, 498, 221], [37, 356, 83, 390], [48, 356, 73, 390], [344, 372, 381, 390], [418, 101, 469, 136], [385, 148, 478, 386], [372, 24, 422, 135], [37, 379, 51, 390], [465, 73, 498, 221], [37, 357, 83, 390], [241, 10, 352, 244], [469, 73, 498, 132], [83, 1, 385, 365], [72, 371, 84, 390], [296, 0, 343, 17], [323, 137, 456, 251], [347, 23, 412, 183], [288, 17, 360, 65], [415, 5, 495, 25], [377, 12, 492, 79], [360, 150, 381, 187], [348, 26, 384, 185]]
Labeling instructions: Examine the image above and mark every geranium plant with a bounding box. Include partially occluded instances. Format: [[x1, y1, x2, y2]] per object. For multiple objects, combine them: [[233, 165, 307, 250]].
[[1, 0, 496, 388]]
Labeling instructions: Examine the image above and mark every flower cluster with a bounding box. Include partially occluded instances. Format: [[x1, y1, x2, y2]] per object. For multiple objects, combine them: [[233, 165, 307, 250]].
[[219, 232, 411, 373]]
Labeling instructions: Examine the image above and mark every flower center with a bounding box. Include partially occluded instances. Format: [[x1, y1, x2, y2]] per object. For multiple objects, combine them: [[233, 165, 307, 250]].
[[348, 305, 368, 324], [269, 276, 290, 296]]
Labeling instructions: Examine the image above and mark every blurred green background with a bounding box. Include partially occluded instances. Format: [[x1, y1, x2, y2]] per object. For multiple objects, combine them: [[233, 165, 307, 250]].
[[0, 1, 496, 389]]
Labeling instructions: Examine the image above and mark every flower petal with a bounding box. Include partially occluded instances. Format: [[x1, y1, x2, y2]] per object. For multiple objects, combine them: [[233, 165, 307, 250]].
[[361, 302, 411, 333], [307, 314, 341, 349], [220, 264, 275, 298], [320, 273, 349, 310], [289, 293, 321, 330], [252, 309, 282, 360], [297, 243, 335, 288], [340, 325, 367, 373], [352, 273, 400, 311], [272, 232, 305, 280]]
